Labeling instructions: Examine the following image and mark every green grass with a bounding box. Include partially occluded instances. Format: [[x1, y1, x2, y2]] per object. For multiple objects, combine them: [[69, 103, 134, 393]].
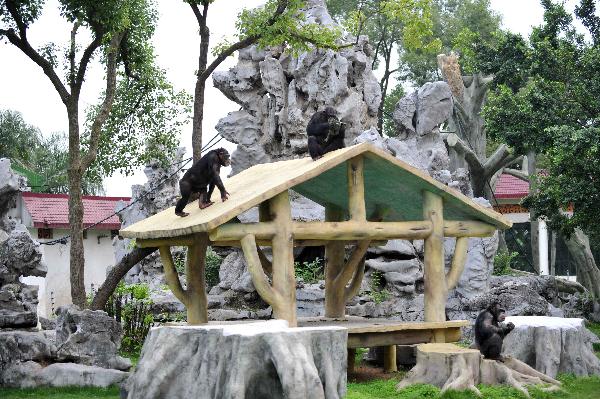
[[346, 374, 600, 399], [0, 386, 120, 399]]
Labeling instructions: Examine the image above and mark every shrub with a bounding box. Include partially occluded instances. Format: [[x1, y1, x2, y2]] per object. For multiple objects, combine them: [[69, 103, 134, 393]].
[[173, 247, 221, 288], [369, 270, 391, 304], [493, 250, 519, 275], [295, 257, 324, 284]]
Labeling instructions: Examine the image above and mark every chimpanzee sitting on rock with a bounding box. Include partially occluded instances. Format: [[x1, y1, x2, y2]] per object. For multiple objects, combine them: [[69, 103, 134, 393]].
[[474, 302, 515, 361], [306, 107, 346, 160]]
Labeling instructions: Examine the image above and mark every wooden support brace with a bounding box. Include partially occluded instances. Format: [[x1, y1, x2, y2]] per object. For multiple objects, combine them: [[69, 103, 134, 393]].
[[446, 237, 469, 290], [240, 234, 281, 306], [384, 345, 398, 373]]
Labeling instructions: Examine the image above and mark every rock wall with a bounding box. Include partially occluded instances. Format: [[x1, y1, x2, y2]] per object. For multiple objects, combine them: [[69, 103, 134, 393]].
[[213, 0, 381, 175], [0, 159, 129, 388], [0, 158, 45, 329]]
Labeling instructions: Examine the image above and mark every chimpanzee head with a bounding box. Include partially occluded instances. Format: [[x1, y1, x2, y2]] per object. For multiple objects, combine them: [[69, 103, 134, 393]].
[[487, 302, 506, 322], [215, 148, 231, 167], [324, 107, 337, 118]]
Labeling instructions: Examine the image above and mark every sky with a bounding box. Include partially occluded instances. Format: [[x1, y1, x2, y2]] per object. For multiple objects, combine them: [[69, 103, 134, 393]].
[[0, 0, 584, 197]]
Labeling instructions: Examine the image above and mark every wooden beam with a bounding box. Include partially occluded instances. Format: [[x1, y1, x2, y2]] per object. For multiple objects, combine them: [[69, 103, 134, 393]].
[[138, 236, 196, 248], [185, 234, 209, 325], [444, 221, 496, 237], [347, 156, 366, 221], [270, 191, 297, 327], [422, 190, 446, 343], [384, 345, 398, 373]]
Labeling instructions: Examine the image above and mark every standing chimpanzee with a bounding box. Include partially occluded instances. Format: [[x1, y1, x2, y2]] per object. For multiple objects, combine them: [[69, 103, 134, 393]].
[[306, 106, 346, 160], [174, 148, 231, 217], [474, 302, 515, 361]]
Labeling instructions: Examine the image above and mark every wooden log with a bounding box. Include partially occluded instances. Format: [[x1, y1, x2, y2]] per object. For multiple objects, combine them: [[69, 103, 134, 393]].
[[270, 191, 297, 326], [210, 239, 389, 248], [384, 345, 398, 373], [422, 191, 446, 343], [185, 234, 209, 325], [444, 221, 496, 237], [324, 208, 347, 319], [446, 237, 468, 290], [138, 236, 196, 248], [158, 246, 187, 305], [347, 156, 366, 221], [240, 234, 280, 306]]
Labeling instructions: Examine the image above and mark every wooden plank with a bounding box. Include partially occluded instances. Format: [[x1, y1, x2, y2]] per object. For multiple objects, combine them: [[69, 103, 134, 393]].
[[120, 143, 512, 240], [298, 318, 469, 333], [347, 327, 462, 348]]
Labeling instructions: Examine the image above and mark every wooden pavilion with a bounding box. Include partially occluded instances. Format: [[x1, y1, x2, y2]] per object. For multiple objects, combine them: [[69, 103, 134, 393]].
[[121, 143, 511, 340]]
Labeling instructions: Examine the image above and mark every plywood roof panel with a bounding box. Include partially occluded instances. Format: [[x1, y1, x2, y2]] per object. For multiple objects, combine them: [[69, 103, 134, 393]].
[[120, 143, 511, 240]]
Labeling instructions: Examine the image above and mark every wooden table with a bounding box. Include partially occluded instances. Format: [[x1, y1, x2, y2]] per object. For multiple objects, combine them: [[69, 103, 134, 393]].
[[298, 317, 470, 372]]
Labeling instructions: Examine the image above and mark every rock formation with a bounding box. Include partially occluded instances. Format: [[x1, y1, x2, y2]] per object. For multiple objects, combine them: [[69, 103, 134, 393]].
[[125, 320, 347, 399], [213, 0, 381, 175], [0, 159, 129, 388]]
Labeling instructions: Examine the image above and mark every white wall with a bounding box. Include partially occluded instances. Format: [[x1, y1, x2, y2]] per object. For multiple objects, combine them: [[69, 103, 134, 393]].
[[32, 228, 116, 317]]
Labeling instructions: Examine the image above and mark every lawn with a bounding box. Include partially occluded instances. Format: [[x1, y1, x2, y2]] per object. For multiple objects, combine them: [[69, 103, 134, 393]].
[[0, 386, 120, 399]]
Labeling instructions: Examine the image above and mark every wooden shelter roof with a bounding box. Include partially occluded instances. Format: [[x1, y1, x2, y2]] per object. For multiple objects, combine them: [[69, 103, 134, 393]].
[[120, 143, 512, 240]]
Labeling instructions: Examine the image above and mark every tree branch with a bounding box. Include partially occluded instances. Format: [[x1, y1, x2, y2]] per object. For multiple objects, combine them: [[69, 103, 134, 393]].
[[483, 143, 511, 178], [72, 35, 104, 97], [69, 22, 81, 90], [197, 0, 289, 82], [504, 168, 529, 182], [6, 0, 28, 41], [1, 29, 70, 104], [81, 32, 124, 171], [90, 246, 156, 310], [159, 246, 188, 305], [444, 133, 484, 173]]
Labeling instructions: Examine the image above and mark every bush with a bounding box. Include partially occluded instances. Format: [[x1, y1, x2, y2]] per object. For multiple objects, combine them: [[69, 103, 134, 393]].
[[493, 250, 519, 275], [105, 282, 154, 355], [295, 257, 324, 283], [369, 270, 391, 304], [173, 247, 221, 288]]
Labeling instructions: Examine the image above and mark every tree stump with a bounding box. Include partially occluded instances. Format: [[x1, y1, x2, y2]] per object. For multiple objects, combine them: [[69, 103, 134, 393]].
[[503, 316, 600, 378], [125, 320, 347, 399], [397, 343, 561, 397]]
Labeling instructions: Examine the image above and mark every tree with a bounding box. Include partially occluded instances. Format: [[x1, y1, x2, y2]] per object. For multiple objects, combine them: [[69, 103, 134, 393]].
[[0, 110, 104, 194], [185, 0, 341, 161], [1, 0, 185, 307], [483, 0, 600, 282], [327, 0, 440, 133]]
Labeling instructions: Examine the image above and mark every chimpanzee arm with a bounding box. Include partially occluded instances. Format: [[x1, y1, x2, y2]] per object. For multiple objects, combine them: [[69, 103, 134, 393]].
[[211, 162, 229, 200]]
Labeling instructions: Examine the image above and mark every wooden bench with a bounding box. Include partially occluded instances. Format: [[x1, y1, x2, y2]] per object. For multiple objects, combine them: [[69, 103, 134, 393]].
[[298, 317, 470, 372]]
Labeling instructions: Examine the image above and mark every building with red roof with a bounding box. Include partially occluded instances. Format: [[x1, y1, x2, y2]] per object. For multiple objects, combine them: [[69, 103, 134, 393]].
[[9, 192, 130, 317]]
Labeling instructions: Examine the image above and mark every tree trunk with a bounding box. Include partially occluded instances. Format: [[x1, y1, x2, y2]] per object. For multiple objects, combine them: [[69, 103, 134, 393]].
[[192, 9, 210, 162], [90, 247, 157, 310], [565, 229, 600, 297], [528, 151, 539, 273], [66, 104, 87, 308]]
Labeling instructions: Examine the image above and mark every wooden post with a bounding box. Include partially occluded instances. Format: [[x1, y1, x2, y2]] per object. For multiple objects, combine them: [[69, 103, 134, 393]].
[[324, 207, 347, 318], [270, 190, 297, 326], [383, 345, 397, 373], [422, 191, 446, 342], [158, 233, 209, 325], [347, 156, 366, 221], [348, 348, 357, 374]]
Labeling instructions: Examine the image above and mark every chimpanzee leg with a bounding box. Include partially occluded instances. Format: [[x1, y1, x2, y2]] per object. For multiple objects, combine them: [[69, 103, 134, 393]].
[[482, 334, 504, 360], [175, 181, 192, 216], [198, 186, 213, 209], [308, 136, 324, 160], [323, 136, 345, 154]]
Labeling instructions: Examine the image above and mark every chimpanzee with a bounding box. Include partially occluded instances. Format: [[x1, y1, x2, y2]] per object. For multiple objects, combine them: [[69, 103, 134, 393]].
[[174, 148, 231, 217], [306, 106, 346, 160], [474, 302, 515, 361]]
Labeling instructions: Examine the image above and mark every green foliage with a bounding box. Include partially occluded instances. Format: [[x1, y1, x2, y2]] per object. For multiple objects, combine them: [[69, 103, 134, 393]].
[[0, 110, 104, 194], [104, 282, 154, 355], [0, 386, 120, 399], [295, 257, 324, 284], [382, 84, 404, 136], [354, 347, 368, 366], [523, 127, 600, 241], [85, 67, 190, 179], [493, 250, 519, 276], [234, 0, 340, 57], [369, 270, 391, 304], [205, 247, 222, 288]]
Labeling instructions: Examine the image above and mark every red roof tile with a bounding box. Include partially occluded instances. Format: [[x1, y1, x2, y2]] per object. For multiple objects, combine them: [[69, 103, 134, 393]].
[[21, 192, 131, 230], [494, 173, 529, 199]]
